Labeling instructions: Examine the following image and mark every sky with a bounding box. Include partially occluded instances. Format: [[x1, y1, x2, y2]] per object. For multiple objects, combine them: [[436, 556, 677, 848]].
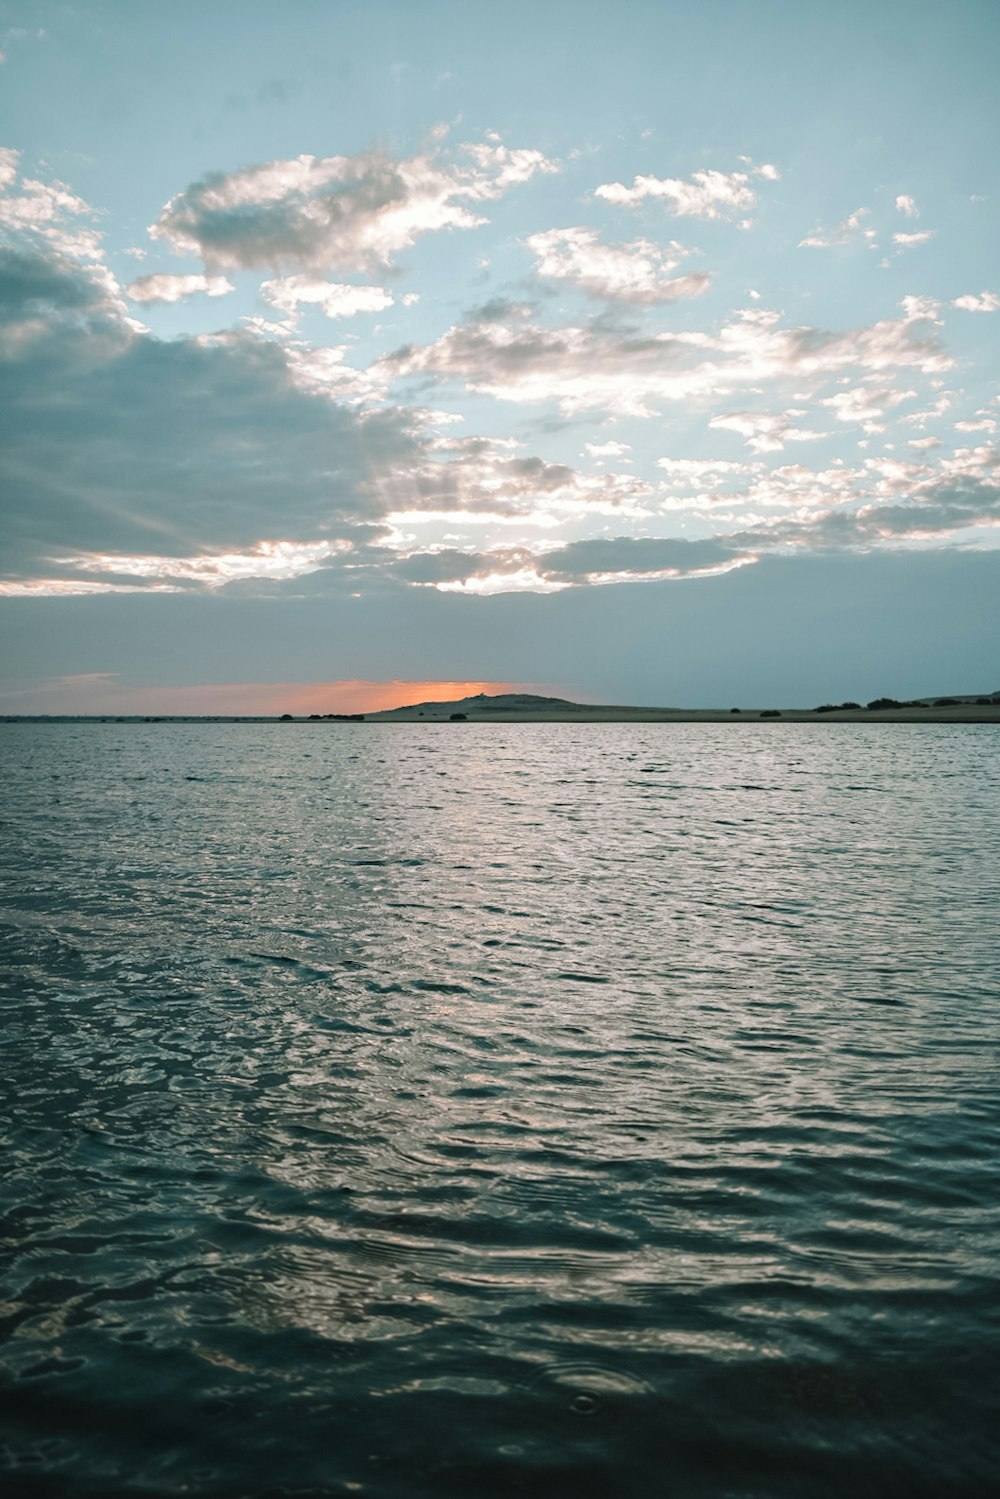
[[1, 0, 998, 713]]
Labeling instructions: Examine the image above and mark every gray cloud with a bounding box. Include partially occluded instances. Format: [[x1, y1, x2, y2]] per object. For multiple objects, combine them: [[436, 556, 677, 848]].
[[2, 155, 992, 607], [0, 245, 106, 312], [0, 242, 417, 583], [392, 534, 753, 590], [393, 548, 489, 584], [824, 480, 1000, 542], [730, 474, 1000, 555], [0, 241, 658, 593], [394, 467, 1000, 595], [151, 139, 556, 274], [538, 535, 751, 580], [373, 435, 653, 520]]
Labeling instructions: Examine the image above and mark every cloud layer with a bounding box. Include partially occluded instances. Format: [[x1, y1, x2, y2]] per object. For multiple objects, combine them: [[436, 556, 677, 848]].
[[2, 133, 997, 607]]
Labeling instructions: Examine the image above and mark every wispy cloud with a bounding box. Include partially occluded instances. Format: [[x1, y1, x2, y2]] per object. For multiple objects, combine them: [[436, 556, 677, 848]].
[[595, 160, 778, 218], [799, 208, 875, 249]]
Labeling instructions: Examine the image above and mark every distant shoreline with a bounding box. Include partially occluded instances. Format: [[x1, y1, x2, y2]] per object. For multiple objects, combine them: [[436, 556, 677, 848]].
[[5, 706, 1000, 725]]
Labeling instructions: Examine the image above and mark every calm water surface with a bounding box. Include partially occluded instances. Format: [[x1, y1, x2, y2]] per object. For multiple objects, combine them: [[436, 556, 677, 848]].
[[1, 722, 999, 1498]]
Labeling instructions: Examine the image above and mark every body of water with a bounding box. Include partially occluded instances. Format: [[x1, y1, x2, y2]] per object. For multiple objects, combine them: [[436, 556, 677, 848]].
[[2, 722, 999, 1498]]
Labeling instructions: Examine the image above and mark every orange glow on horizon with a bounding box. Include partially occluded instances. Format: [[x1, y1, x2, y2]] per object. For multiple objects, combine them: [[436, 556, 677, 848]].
[[270, 679, 534, 715], [6, 676, 553, 717]]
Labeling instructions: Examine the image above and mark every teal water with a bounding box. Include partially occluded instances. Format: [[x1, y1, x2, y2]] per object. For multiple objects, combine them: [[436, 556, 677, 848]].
[[1, 722, 999, 1498]]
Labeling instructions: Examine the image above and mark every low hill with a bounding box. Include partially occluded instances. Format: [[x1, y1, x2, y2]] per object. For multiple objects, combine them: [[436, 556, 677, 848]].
[[373, 691, 584, 718]]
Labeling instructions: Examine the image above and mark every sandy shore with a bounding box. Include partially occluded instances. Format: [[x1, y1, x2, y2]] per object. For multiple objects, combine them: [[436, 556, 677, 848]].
[[6, 705, 999, 725], [367, 704, 1000, 724]]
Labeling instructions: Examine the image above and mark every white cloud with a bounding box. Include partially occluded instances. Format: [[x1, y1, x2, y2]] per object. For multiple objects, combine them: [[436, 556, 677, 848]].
[[709, 410, 826, 453], [820, 383, 916, 432], [152, 136, 558, 274], [586, 440, 632, 459], [260, 274, 393, 318], [656, 457, 759, 501], [594, 160, 777, 219], [434, 565, 569, 596], [0, 146, 18, 191], [901, 393, 953, 426], [954, 418, 997, 433], [900, 294, 940, 321], [0, 150, 102, 260], [126, 272, 235, 303], [0, 578, 181, 597], [895, 194, 919, 218], [54, 539, 349, 587], [799, 208, 875, 249], [378, 303, 951, 419], [733, 461, 859, 515], [953, 291, 1000, 313], [282, 341, 380, 404], [892, 230, 933, 249], [526, 225, 710, 303], [462, 134, 560, 191], [657, 457, 752, 480]]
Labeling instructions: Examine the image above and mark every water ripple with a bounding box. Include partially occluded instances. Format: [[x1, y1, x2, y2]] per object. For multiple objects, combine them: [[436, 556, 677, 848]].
[[1, 721, 999, 1497]]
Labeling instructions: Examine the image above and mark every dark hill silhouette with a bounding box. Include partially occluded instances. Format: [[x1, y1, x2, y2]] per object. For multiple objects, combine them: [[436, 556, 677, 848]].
[[375, 691, 584, 718]]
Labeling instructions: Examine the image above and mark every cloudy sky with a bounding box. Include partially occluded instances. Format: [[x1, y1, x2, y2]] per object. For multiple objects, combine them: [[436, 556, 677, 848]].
[[2, 0, 998, 713]]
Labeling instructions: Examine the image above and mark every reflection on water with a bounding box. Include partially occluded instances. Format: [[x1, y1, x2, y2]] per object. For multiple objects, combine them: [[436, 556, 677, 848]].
[[1, 722, 999, 1498]]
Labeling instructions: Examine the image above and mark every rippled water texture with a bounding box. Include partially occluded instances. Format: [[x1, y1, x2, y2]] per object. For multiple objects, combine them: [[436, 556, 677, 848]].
[[2, 722, 999, 1498]]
